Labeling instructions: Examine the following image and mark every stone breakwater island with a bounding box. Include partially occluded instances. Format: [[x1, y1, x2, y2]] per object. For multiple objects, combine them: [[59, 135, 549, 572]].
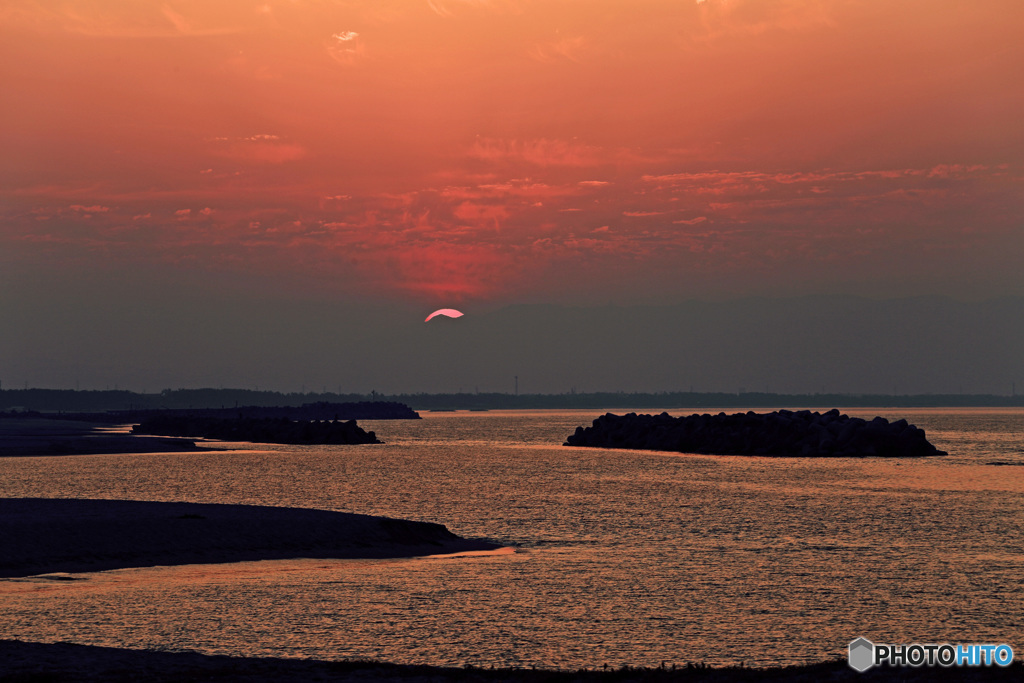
[[0, 498, 501, 578], [565, 409, 947, 457], [132, 415, 382, 445], [0, 401, 420, 455]]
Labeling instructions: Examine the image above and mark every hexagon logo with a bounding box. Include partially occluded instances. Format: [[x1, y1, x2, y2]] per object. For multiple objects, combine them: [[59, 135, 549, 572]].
[[849, 637, 874, 672]]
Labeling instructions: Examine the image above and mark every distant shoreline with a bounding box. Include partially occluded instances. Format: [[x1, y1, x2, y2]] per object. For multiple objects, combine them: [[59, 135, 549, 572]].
[[2, 387, 1023, 414]]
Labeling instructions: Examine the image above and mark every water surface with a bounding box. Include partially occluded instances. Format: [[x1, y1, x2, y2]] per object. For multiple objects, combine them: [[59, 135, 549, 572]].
[[1, 408, 1022, 668]]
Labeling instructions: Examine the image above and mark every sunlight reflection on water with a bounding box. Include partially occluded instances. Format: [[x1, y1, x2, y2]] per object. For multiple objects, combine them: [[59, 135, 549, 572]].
[[0, 408, 1022, 668]]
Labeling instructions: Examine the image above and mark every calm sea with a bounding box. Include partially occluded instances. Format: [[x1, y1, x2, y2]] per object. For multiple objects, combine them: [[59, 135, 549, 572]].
[[1, 408, 1022, 669]]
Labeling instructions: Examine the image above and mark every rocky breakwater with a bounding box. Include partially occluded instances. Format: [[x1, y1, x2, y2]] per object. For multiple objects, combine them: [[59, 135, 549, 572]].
[[565, 409, 946, 457], [133, 416, 381, 445]]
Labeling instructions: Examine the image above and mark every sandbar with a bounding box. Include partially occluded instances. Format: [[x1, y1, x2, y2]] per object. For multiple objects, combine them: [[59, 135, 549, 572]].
[[0, 498, 501, 577], [0, 418, 201, 457]]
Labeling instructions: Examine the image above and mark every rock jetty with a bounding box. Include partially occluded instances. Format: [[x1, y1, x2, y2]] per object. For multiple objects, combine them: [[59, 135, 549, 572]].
[[565, 409, 946, 457], [133, 416, 381, 445]]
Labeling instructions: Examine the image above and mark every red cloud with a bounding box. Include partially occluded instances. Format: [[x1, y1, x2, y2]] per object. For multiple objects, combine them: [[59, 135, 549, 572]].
[[211, 136, 307, 164], [452, 201, 511, 224], [468, 138, 603, 167]]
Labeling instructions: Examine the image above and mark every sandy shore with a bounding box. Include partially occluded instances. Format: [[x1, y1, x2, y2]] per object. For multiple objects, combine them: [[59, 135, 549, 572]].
[[2, 641, 1020, 682], [0, 418, 201, 456], [0, 498, 501, 577]]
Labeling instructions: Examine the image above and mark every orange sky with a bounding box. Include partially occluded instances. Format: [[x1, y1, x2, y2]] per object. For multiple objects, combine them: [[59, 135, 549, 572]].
[[2, 0, 1023, 305]]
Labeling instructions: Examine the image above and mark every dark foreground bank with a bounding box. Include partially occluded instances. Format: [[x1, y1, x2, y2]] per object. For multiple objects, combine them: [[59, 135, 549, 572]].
[[1, 641, 1020, 682], [0, 498, 500, 577]]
